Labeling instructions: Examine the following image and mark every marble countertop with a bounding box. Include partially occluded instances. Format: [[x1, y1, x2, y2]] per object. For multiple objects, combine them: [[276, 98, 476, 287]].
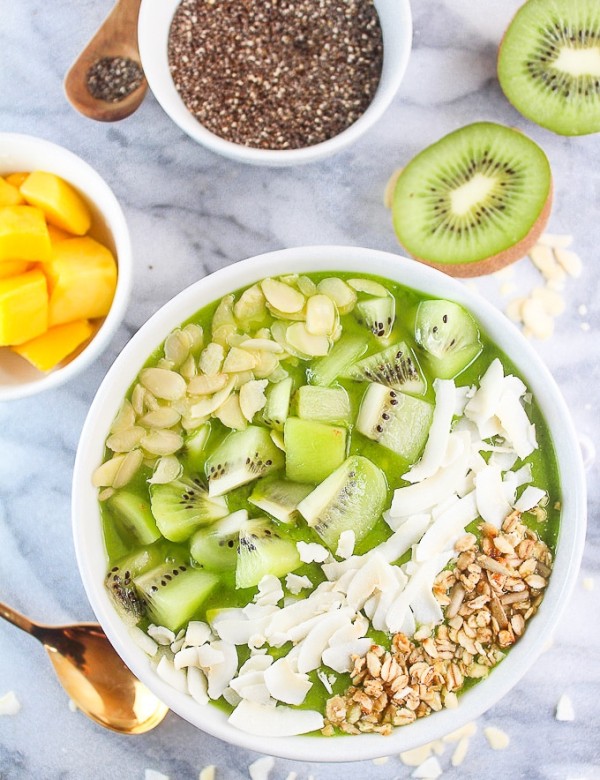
[[1, 1, 599, 778]]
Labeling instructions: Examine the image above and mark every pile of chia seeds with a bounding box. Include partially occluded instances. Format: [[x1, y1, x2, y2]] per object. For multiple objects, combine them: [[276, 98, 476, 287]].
[[86, 56, 144, 103], [168, 0, 384, 150]]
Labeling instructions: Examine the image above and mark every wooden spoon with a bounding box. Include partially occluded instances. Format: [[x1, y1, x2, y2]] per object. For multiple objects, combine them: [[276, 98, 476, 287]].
[[64, 0, 148, 122]]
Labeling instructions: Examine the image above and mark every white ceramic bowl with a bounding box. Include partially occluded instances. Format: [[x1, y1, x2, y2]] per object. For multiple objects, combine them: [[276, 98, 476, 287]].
[[0, 133, 132, 401], [138, 0, 412, 166], [72, 246, 586, 762]]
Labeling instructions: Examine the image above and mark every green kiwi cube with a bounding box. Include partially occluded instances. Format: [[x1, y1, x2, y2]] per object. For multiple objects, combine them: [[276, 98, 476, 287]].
[[284, 417, 347, 484], [262, 376, 293, 430], [295, 385, 351, 426], [308, 333, 366, 386], [106, 491, 161, 546], [249, 479, 313, 523]]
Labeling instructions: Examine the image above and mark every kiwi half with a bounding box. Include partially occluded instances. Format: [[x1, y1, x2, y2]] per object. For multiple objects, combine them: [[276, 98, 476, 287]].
[[391, 122, 552, 276], [498, 0, 600, 136]]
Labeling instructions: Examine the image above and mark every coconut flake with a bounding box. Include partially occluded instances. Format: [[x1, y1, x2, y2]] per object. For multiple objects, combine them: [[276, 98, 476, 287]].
[[316, 669, 334, 693], [263, 657, 312, 705], [344, 554, 398, 611], [0, 691, 20, 716], [285, 573, 312, 595], [129, 626, 159, 657], [187, 666, 209, 705], [228, 699, 324, 736], [174, 646, 201, 670], [336, 529, 356, 559], [465, 359, 504, 431], [147, 624, 176, 646], [156, 656, 188, 694], [296, 608, 355, 673], [297, 541, 329, 563], [411, 756, 442, 779], [515, 486, 547, 512], [475, 465, 513, 528], [248, 756, 275, 780], [254, 575, 284, 607], [386, 552, 452, 631], [145, 771, 170, 780], [322, 638, 373, 674], [415, 491, 478, 562], [199, 766, 216, 780], [185, 621, 212, 647], [205, 640, 238, 700], [496, 381, 537, 459], [556, 693, 575, 721], [403, 379, 456, 483]]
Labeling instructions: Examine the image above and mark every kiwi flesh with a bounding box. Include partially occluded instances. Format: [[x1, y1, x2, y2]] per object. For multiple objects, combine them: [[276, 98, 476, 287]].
[[106, 491, 161, 546], [205, 425, 284, 497], [284, 417, 347, 484], [391, 122, 552, 276], [134, 562, 218, 632], [355, 383, 434, 462], [150, 476, 228, 542], [236, 517, 302, 589], [297, 455, 387, 550], [105, 545, 164, 624], [342, 341, 425, 395], [262, 376, 293, 431], [498, 0, 600, 136], [355, 295, 395, 338], [308, 333, 367, 386], [295, 385, 352, 425], [190, 510, 248, 571], [415, 299, 482, 379], [249, 478, 313, 523]]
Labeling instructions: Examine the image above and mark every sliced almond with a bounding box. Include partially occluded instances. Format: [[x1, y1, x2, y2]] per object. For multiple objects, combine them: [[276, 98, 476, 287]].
[[92, 454, 126, 487], [140, 368, 187, 401], [297, 275, 317, 296], [190, 377, 236, 417], [305, 294, 336, 336], [188, 373, 229, 396], [98, 487, 115, 502], [261, 278, 305, 313], [179, 354, 197, 380], [223, 347, 257, 373], [266, 304, 306, 321], [234, 284, 267, 325], [164, 329, 190, 367], [110, 399, 136, 434], [531, 286, 565, 316], [138, 407, 181, 429], [239, 379, 268, 421], [131, 384, 146, 416], [140, 429, 184, 456], [316, 277, 357, 314], [199, 343, 225, 376], [182, 322, 204, 351], [232, 370, 255, 388], [239, 338, 283, 353], [270, 320, 305, 359], [529, 244, 556, 274], [347, 278, 388, 297], [538, 233, 573, 249], [252, 350, 280, 379], [285, 322, 330, 357], [505, 297, 526, 323], [484, 726, 510, 750], [106, 426, 146, 453], [521, 298, 554, 340], [214, 393, 248, 430], [112, 448, 144, 488], [554, 247, 582, 278], [148, 455, 182, 485]]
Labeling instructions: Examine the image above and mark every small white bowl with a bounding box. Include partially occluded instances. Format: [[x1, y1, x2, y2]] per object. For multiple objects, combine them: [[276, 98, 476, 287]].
[[73, 246, 586, 762], [138, 0, 412, 166], [0, 133, 132, 401]]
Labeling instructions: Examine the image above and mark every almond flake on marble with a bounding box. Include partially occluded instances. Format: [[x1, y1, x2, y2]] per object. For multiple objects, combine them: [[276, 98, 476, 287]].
[[297, 541, 329, 564], [451, 736, 470, 767], [505, 297, 526, 323], [521, 298, 554, 340], [554, 247, 582, 277], [400, 744, 434, 767], [198, 766, 216, 780], [556, 693, 575, 721], [442, 721, 477, 742], [145, 771, 170, 780], [372, 756, 390, 765], [538, 233, 573, 249], [582, 577, 594, 591], [484, 726, 510, 750], [411, 756, 443, 779], [0, 691, 21, 716]]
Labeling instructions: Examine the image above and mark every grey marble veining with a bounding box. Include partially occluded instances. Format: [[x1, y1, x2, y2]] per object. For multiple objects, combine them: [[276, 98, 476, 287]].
[[1, 1, 600, 778]]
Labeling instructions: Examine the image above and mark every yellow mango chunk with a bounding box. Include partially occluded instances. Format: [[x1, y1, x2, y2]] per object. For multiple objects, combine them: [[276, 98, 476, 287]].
[[20, 171, 91, 236], [0, 205, 52, 263], [45, 236, 117, 326], [47, 223, 72, 245], [0, 269, 48, 346], [5, 172, 29, 188], [0, 177, 25, 207], [12, 318, 93, 372], [0, 260, 31, 279]]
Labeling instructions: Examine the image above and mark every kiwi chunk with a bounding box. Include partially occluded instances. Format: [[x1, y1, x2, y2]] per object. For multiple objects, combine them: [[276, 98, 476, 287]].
[[236, 517, 302, 589], [356, 383, 434, 462], [249, 479, 313, 523], [134, 562, 218, 632], [308, 333, 367, 386], [184, 423, 211, 469], [105, 546, 164, 624], [297, 455, 386, 550], [342, 341, 425, 395], [295, 385, 351, 425], [262, 376, 293, 430], [205, 425, 284, 497], [498, 0, 600, 136], [106, 491, 161, 545], [150, 476, 228, 542], [391, 122, 552, 275], [284, 417, 347, 484], [355, 294, 395, 338], [415, 299, 482, 379], [190, 510, 248, 571]]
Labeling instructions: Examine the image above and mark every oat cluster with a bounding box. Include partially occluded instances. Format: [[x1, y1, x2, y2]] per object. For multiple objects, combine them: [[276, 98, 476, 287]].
[[168, 0, 384, 149], [323, 510, 553, 736]]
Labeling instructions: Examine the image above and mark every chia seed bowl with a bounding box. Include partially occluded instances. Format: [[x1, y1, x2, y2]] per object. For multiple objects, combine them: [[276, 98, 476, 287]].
[[138, 0, 412, 166]]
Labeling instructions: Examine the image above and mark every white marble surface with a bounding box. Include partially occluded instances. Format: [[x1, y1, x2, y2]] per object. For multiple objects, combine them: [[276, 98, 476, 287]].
[[1, 1, 599, 778]]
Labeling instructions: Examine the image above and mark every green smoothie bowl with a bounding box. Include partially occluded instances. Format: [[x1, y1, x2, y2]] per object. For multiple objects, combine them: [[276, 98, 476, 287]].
[[72, 246, 586, 761]]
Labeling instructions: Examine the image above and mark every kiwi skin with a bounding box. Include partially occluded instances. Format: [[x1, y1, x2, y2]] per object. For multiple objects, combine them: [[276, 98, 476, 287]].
[[412, 183, 553, 278]]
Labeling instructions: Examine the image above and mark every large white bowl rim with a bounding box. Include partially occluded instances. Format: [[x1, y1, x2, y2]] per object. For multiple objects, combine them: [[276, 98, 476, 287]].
[[0, 133, 132, 401], [138, 0, 413, 166], [73, 246, 586, 762]]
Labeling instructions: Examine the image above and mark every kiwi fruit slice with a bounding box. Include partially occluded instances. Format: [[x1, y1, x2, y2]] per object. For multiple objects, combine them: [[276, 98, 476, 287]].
[[134, 562, 218, 632], [308, 333, 367, 386], [236, 517, 302, 589], [205, 425, 284, 497], [295, 385, 352, 426], [498, 0, 600, 136], [249, 478, 313, 523], [190, 510, 248, 571], [297, 455, 386, 550], [106, 491, 161, 545], [355, 295, 396, 339], [342, 341, 425, 395], [355, 383, 434, 462], [391, 122, 552, 276], [284, 417, 347, 484], [150, 476, 229, 542], [262, 376, 293, 431], [105, 545, 164, 624], [415, 299, 482, 379]]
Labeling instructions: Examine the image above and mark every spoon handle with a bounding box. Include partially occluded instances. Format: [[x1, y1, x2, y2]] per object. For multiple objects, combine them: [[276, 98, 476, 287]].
[[0, 600, 38, 636]]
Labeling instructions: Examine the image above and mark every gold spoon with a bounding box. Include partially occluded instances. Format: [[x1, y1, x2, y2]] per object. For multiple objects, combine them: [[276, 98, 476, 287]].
[[0, 600, 168, 733], [64, 0, 147, 122]]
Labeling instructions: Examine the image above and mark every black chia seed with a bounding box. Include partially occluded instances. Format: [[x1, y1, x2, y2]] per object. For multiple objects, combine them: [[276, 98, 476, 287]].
[[167, 0, 384, 150], [86, 56, 144, 103]]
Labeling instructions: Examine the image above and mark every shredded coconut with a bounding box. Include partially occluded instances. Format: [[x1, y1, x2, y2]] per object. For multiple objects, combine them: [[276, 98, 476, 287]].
[[556, 694, 575, 721]]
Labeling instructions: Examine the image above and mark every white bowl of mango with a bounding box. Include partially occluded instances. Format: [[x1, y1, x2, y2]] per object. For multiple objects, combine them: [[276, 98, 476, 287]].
[[0, 133, 132, 400]]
